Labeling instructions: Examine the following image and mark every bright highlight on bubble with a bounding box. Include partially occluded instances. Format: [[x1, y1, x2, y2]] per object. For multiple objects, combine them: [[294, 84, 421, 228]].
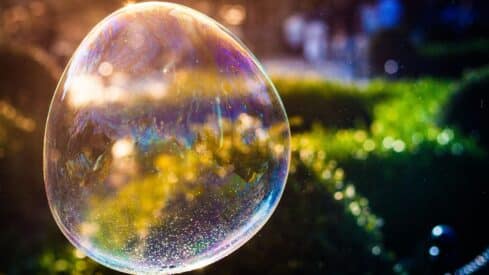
[[43, 2, 290, 274]]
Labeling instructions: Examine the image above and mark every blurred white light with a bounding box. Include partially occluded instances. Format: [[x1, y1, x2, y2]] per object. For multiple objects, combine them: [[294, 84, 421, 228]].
[[392, 140, 405, 152], [98, 62, 114, 77], [432, 225, 443, 237], [371, 245, 381, 255], [333, 191, 343, 200], [68, 75, 104, 107], [112, 138, 134, 158], [383, 136, 394, 149], [124, 0, 136, 7]]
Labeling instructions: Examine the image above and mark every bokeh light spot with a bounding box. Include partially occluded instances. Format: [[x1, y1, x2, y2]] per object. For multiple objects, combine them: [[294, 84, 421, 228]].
[[429, 246, 440, 257]]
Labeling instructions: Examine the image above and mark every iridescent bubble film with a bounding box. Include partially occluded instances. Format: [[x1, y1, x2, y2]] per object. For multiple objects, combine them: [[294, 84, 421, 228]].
[[43, 2, 290, 274]]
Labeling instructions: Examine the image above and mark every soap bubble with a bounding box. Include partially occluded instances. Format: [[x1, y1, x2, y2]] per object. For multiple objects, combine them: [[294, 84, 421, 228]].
[[43, 2, 290, 274]]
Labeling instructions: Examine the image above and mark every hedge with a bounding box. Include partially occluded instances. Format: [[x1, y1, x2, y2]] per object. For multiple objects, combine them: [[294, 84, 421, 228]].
[[1, 45, 488, 274]]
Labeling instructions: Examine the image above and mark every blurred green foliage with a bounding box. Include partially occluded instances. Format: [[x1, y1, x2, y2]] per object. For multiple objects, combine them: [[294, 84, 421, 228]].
[[1, 45, 488, 274], [275, 78, 385, 130]]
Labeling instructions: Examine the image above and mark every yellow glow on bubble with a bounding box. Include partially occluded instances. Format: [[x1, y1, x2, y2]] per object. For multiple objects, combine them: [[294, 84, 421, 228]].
[[273, 144, 285, 158], [80, 222, 99, 237]]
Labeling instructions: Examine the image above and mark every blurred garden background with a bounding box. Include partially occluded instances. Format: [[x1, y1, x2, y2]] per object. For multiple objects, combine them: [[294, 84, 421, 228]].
[[1, 0, 489, 274]]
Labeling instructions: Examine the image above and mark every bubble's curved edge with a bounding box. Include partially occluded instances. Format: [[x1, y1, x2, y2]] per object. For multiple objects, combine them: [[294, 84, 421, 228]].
[[43, 1, 292, 274], [41, 55, 139, 274]]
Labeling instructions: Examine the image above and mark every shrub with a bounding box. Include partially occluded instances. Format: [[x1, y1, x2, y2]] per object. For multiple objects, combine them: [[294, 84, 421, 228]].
[[272, 75, 487, 273], [273, 77, 387, 131], [1, 46, 397, 274], [444, 66, 489, 149], [2, 48, 487, 274]]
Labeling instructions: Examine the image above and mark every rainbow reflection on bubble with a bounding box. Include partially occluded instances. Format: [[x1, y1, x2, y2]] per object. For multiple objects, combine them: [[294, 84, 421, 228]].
[[43, 2, 290, 274]]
